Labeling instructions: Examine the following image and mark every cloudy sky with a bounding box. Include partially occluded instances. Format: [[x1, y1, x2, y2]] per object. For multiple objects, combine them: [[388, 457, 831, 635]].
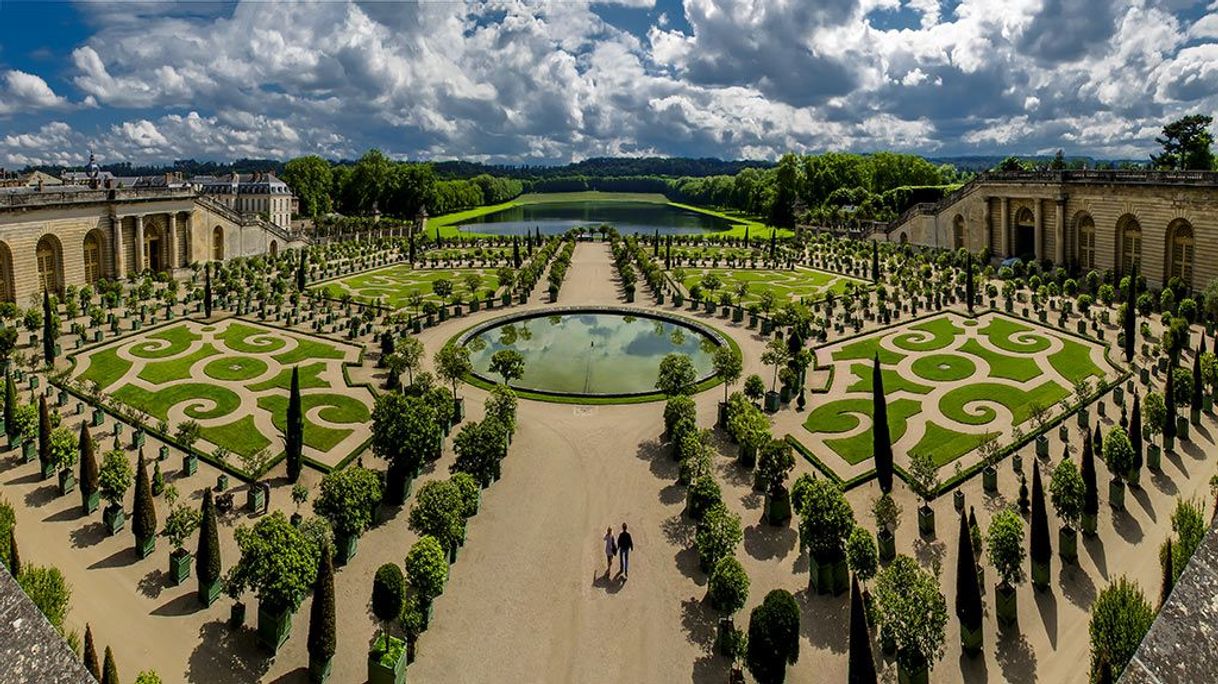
[[0, 0, 1215, 167]]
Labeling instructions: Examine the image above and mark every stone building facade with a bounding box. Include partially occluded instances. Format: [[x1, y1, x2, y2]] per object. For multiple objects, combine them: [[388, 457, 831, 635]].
[[883, 170, 1218, 290], [191, 172, 296, 230], [0, 185, 303, 305]]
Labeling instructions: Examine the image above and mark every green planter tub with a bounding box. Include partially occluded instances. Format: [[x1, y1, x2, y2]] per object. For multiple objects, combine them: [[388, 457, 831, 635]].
[[368, 635, 408, 684], [257, 604, 293, 652]]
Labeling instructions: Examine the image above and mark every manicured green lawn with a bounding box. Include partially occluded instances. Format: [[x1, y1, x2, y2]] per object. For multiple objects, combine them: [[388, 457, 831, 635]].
[[958, 338, 1042, 382], [137, 344, 219, 384], [805, 397, 922, 464], [199, 415, 272, 458], [807, 312, 1113, 474], [259, 393, 370, 452], [114, 383, 243, 422], [675, 267, 863, 307], [78, 347, 132, 391], [1048, 339, 1105, 384], [891, 317, 963, 352], [70, 320, 372, 467], [939, 380, 1069, 426], [832, 337, 905, 365], [204, 356, 270, 382], [910, 422, 999, 466], [314, 265, 501, 310], [249, 362, 329, 392], [980, 318, 1051, 353], [129, 325, 201, 359], [845, 363, 933, 395], [909, 354, 977, 382]]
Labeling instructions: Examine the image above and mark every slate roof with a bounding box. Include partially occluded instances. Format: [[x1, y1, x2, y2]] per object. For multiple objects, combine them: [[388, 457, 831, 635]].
[[0, 567, 95, 683]]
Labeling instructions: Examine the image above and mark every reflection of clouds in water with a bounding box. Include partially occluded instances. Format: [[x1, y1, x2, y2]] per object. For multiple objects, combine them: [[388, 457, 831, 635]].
[[466, 314, 718, 393]]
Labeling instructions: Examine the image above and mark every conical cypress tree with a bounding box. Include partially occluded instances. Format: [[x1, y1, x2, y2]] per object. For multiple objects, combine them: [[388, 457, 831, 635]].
[[1123, 263, 1136, 362], [769, 230, 777, 261], [37, 395, 50, 477], [101, 646, 118, 684], [872, 354, 893, 493], [965, 252, 975, 313], [308, 549, 336, 674], [83, 624, 100, 681], [1165, 356, 1178, 443], [1160, 538, 1174, 607], [1130, 393, 1143, 479], [42, 289, 55, 366], [196, 489, 221, 599], [132, 452, 156, 547], [968, 506, 981, 560], [296, 252, 308, 291], [665, 235, 672, 270], [1192, 350, 1203, 414], [744, 225, 750, 244], [871, 241, 879, 283], [8, 526, 18, 576], [203, 262, 213, 318], [1081, 430, 1099, 528], [79, 422, 99, 510], [4, 371, 14, 440], [653, 229, 660, 258], [1030, 462, 1051, 587], [512, 237, 521, 268], [956, 510, 983, 655], [285, 366, 303, 482], [847, 575, 877, 684], [1093, 421, 1103, 457]]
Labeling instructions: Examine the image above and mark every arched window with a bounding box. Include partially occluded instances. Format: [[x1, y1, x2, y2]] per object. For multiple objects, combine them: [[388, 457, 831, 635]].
[[269, 240, 278, 256], [953, 215, 965, 250], [1117, 215, 1142, 276], [36, 235, 62, 294], [213, 226, 224, 261], [1168, 220, 1195, 286], [1076, 215, 1096, 272], [83, 231, 103, 283]]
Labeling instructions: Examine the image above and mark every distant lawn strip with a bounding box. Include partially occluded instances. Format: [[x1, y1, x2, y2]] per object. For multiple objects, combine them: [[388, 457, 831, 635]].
[[832, 336, 905, 365], [128, 325, 201, 359], [891, 317, 963, 352], [805, 397, 922, 464], [249, 362, 329, 392], [939, 380, 1069, 426], [909, 354, 977, 383], [203, 356, 270, 382], [958, 338, 1042, 382], [259, 393, 370, 452], [217, 321, 287, 354], [273, 337, 347, 365], [113, 383, 242, 422], [666, 201, 793, 239], [137, 344, 220, 384], [199, 415, 272, 458], [78, 347, 132, 391], [1048, 338, 1105, 385], [845, 363, 933, 395], [910, 422, 999, 466], [979, 317, 1051, 353]]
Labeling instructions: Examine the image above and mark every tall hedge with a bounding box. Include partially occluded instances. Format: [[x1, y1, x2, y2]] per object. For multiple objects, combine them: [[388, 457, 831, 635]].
[[132, 453, 156, 543], [955, 511, 983, 636], [285, 366, 303, 483], [848, 576, 877, 684], [1081, 430, 1099, 521], [307, 550, 336, 667], [79, 423, 99, 503], [872, 354, 893, 494], [1029, 463, 1051, 575], [196, 489, 221, 589]]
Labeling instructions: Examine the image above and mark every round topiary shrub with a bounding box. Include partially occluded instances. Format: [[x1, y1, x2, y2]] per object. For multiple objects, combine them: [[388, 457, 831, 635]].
[[707, 555, 750, 615]]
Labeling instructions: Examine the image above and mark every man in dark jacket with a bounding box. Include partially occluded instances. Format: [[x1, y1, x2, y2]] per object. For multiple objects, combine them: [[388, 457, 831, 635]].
[[616, 523, 634, 579]]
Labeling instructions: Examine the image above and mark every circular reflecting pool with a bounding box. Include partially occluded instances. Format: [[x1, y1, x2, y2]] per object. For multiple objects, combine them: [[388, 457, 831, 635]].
[[463, 309, 722, 397]]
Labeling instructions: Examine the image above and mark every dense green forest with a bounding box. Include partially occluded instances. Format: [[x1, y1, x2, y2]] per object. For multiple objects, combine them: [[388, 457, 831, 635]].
[[277, 150, 964, 227]]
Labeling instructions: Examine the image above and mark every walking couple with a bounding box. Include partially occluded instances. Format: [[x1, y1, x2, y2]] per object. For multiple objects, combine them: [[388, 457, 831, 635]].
[[603, 523, 634, 580]]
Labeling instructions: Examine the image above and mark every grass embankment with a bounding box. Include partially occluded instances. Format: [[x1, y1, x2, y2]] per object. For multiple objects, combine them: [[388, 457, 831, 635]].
[[424, 191, 791, 240]]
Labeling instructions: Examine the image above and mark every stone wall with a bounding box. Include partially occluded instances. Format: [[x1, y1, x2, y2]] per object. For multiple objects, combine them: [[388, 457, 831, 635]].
[[884, 174, 1218, 290]]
